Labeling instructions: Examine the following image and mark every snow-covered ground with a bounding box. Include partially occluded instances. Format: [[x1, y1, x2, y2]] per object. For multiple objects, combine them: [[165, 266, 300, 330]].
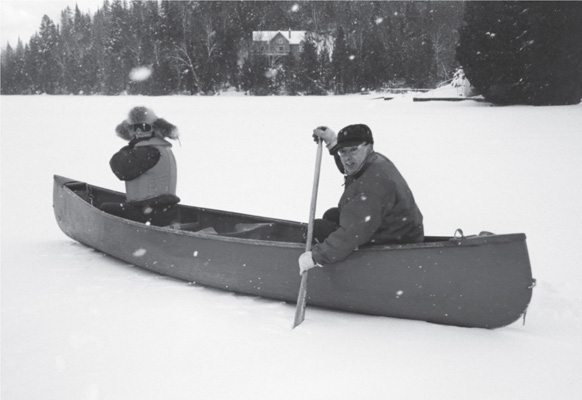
[[2, 92, 582, 399]]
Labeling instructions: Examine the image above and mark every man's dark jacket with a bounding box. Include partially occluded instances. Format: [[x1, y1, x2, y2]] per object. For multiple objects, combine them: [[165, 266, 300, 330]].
[[312, 152, 423, 265]]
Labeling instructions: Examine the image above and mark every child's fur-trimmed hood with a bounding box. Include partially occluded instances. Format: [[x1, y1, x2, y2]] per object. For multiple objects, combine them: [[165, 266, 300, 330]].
[[116, 106, 179, 141]]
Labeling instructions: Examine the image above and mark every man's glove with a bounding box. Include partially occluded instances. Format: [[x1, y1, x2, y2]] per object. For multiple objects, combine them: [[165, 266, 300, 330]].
[[298, 251, 322, 275], [312, 126, 337, 150]]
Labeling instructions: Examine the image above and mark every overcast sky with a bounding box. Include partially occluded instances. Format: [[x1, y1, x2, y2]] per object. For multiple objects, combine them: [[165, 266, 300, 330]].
[[1, 0, 106, 49]]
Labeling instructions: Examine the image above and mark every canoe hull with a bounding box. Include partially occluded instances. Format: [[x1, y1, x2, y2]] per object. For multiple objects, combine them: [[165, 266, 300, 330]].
[[53, 175, 535, 328]]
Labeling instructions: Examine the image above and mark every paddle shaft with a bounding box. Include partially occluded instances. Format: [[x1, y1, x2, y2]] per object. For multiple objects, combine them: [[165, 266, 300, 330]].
[[293, 139, 324, 328]]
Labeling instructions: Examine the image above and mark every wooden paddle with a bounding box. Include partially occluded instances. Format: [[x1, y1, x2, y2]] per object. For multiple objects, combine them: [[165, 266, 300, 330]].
[[293, 138, 324, 328]]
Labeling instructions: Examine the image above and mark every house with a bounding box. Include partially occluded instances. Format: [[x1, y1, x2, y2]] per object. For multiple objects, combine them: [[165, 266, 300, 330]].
[[252, 30, 306, 59], [238, 30, 332, 68]]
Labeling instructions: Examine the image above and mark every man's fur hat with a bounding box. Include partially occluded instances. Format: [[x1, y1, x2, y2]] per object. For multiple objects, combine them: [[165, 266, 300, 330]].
[[116, 106, 179, 141]]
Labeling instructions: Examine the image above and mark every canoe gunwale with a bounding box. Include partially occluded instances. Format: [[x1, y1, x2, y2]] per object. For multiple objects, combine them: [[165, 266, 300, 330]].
[[54, 174, 527, 251]]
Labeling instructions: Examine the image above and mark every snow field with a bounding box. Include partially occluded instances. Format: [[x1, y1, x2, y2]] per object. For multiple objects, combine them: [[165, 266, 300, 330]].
[[2, 94, 582, 399]]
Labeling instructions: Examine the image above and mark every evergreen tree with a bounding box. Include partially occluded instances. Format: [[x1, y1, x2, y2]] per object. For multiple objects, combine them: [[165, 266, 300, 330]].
[[13, 40, 29, 93], [104, 0, 132, 94], [298, 37, 322, 94], [400, 2, 436, 88], [457, 1, 582, 105], [241, 53, 270, 95], [36, 15, 61, 93], [1, 44, 17, 94], [23, 38, 41, 93], [331, 26, 349, 94], [91, 7, 109, 94], [73, 6, 98, 94], [359, 24, 388, 90], [57, 7, 95, 94], [281, 52, 300, 95], [127, 0, 159, 95]]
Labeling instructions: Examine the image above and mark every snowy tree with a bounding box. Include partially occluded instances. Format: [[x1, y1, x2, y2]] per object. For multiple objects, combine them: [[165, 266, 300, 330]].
[[281, 51, 300, 95], [298, 37, 322, 94], [330, 26, 350, 94], [400, 3, 436, 88], [35, 15, 60, 93], [240, 53, 270, 95], [359, 24, 388, 90], [1, 44, 17, 94], [457, 1, 582, 105], [1, 0, 466, 95]]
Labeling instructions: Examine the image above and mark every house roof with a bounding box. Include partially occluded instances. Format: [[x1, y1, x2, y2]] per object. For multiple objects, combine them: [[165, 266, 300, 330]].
[[252, 31, 306, 45]]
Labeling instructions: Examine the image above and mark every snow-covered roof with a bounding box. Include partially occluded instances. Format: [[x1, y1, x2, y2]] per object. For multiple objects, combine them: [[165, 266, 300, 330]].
[[252, 31, 306, 45]]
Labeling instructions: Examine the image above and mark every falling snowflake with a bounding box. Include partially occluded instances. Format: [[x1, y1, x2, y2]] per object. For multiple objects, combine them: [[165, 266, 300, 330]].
[[129, 66, 152, 82], [133, 248, 146, 257]]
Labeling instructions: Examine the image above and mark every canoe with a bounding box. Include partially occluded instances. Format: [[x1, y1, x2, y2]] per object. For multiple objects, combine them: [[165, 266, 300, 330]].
[[53, 175, 535, 329]]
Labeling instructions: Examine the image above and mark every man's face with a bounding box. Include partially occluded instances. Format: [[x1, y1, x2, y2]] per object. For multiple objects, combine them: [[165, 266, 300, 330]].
[[338, 143, 371, 175]]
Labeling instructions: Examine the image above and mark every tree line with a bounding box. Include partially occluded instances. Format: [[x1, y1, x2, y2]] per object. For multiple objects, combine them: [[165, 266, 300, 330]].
[[1, 1, 464, 96]]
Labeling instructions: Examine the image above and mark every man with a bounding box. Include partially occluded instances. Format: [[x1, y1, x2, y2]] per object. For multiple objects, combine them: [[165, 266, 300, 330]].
[[298, 124, 424, 274]]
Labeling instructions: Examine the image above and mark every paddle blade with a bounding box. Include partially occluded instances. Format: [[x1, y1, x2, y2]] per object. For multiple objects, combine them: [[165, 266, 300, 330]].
[[292, 271, 309, 328], [292, 139, 323, 329]]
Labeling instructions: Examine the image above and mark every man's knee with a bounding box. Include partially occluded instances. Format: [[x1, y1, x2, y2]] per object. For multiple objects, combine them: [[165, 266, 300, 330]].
[[322, 207, 340, 224], [313, 218, 339, 243]]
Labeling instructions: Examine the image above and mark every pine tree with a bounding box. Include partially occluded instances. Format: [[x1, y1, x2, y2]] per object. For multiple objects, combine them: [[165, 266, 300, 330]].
[[91, 8, 109, 94], [359, 24, 388, 90], [58, 6, 81, 94], [457, 1, 582, 105], [400, 2, 436, 88], [103, 0, 132, 94], [331, 26, 349, 94], [298, 37, 321, 94], [1, 44, 16, 94], [36, 15, 60, 93], [240, 54, 270, 95], [281, 52, 300, 95], [73, 6, 97, 94]]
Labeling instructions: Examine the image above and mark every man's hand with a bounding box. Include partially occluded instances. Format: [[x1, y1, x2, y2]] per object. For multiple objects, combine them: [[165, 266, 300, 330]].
[[313, 126, 337, 150], [298, 251, 322, 275]]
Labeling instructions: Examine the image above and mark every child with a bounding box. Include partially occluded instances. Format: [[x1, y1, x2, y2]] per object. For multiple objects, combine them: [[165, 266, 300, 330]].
[[100, 106, 180, 227]]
